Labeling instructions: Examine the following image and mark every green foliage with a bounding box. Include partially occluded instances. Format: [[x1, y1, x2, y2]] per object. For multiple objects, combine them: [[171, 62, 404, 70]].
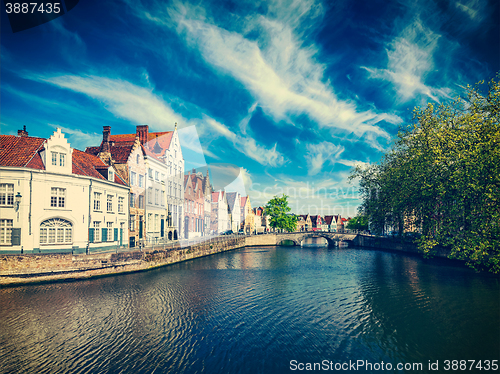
[[347, 215, 369, 231], [350, 75, 500, 273], [264, 195, 297, 232]]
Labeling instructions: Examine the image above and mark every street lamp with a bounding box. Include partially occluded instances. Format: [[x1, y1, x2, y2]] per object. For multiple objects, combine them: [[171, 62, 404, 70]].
[[14, 192, 22, 212]]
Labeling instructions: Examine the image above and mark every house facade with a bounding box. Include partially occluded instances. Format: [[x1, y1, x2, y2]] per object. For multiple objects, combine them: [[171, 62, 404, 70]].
[[0, 128, 129, 254], [211, 191, 229, 234], [240, 196, 254, 234], [225, 192, 241, 233]]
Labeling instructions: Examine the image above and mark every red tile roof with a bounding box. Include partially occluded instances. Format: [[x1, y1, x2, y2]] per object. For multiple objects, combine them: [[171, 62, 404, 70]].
[[0, 135, 46, 169], [323, 215, 334, 225]]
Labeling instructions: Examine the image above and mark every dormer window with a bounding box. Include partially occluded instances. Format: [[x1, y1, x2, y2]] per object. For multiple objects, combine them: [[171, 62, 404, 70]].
[[108, 169, 114, 182], [51, 152, 65, 167]]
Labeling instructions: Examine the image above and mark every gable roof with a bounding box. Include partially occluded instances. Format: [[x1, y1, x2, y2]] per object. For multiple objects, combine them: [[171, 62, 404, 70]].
[[323, 215, 334, 225], [0, 135, 46, 169], [225, 192, 239, 210]]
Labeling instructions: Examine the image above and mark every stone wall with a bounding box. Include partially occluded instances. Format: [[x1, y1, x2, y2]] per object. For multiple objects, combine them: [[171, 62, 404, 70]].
[[0, 236, 245, 286], [353, 234, 451, 258]]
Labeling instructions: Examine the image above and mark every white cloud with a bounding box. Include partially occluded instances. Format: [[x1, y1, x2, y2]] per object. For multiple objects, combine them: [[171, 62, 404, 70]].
[[305, 141, 344, 175], [362, 18, 452, 103], [205, 117, 285, 167], [31, 74, 186, 131], [130, 0, 401, 146]]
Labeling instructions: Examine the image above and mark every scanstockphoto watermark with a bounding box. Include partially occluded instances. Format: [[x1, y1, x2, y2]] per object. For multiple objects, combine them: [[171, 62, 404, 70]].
[[249, 182, 361, 201], [289, 359, 424, 371]]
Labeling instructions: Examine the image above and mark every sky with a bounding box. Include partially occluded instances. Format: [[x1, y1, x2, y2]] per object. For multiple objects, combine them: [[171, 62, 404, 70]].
[[1, 0, 499, 217]]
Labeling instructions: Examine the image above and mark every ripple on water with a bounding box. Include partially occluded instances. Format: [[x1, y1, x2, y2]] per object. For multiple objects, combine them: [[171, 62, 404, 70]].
[[0, 246, 498, 374]]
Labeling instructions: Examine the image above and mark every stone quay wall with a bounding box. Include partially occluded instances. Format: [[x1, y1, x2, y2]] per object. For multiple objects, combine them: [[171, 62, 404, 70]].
[[353, 234, 451, 258], [0, 236, 246, 287]]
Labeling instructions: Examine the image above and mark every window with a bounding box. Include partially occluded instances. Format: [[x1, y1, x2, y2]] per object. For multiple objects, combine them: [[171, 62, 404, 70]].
[[155, 214, 159, 231], [51, 188, 66, 208], [107, 195, 113, 212], [148, 188, 152, 204], [130, 215, 135, 231], [94, 192, 102, 211], [39, 218, 72, 245], [130, 193, 135, 208], [155, 189, 159, 205], [139, 175, 144, 187], [109, 170, 114, 182], [148, 213, 153, 228], [94, 222, 101, 242], [155, 171, 159, 181], [161, 173, 165, 183], [0, 219, 13, 245], [51, 152, 65, 166], [139, 195, 144, 209], [0, 184, 14, 206], [136, 154, 140, 164], [107, 222, 113, 241], [161, 191, 165, 206], [148, 168, 153, 179], [130, 171, 136, 186], [118, 197, 124, 213]]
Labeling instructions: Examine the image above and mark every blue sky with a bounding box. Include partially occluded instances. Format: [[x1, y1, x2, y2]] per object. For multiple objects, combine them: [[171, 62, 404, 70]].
[[1, 0, 499, 216]]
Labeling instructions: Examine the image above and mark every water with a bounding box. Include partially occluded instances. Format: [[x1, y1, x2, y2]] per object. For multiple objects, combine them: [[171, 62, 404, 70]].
[[0, 246, 498, 373]]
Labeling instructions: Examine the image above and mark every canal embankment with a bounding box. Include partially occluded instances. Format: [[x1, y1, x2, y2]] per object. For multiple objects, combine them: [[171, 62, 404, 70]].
[[0, 236, 246, 287]]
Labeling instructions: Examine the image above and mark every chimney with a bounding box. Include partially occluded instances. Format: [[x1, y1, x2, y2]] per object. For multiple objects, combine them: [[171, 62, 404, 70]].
[[102, 126, 111, 153], [17, 125, 28, 137], [136, 125, 149, 145]]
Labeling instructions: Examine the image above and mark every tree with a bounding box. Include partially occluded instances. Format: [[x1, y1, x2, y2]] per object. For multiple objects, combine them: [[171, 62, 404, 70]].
[[347, 216, 369, 231], [350, 75, 500, 273], [264, 195, 297, 232]]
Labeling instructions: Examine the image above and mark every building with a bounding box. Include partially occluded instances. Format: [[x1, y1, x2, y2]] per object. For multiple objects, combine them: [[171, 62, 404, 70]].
[[88, 124, 184, 241], [0, 128, 129, 254], [86, 126, 148, 247], [322, 215, 337, 232], [299, 214, 312, 231], [310, 215, 323, 230], [225, 192, 241, 233], [240, 196, 254, 234], [211, 191, 229, 234]]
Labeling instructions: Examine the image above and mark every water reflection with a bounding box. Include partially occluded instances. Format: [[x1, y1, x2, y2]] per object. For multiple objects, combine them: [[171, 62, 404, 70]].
[[0, 247, 498, 374]]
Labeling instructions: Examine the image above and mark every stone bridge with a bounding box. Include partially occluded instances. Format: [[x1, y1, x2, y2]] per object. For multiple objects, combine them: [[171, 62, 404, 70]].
[[244, 232, 358, 247]]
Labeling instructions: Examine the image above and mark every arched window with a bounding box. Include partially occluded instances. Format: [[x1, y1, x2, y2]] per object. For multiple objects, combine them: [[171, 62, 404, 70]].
[[40, 218, 72, 245]]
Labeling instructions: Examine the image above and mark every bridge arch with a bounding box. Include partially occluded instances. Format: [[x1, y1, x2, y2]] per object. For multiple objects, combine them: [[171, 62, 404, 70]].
[[300, 233, 336, 247]]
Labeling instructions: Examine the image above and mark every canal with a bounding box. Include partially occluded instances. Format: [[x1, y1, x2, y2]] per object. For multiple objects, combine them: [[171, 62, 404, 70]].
[[0, 246, 498, 373]]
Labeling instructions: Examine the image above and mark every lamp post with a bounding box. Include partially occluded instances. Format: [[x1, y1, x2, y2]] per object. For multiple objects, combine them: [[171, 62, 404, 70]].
[[14, 192, 22, 212]]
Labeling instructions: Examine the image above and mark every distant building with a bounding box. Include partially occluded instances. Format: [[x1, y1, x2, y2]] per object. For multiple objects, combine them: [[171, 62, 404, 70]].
[[0, 128, 129, 254], [211, 191, 229, 234], [225, 192, 241, 232], [240, 196, 254, 234]]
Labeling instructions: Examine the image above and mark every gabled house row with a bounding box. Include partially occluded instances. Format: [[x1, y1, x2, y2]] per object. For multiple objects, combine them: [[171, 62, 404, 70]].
[[295, 214, 345, 233], [86, 124, 185, 245]]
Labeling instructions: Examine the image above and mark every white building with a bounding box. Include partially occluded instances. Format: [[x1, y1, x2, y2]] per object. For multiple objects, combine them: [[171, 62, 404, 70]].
[[211, 191, 229, 234], [225, 192, 241, 232], [0, 128, 129, 254]]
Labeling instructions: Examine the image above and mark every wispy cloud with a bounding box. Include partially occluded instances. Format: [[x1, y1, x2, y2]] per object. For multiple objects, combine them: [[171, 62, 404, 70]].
[[204, 117, 285, 167], [362, 18, 453, 103], [305, 141, 344, 175], [28, 74, 186, 130], [128, 0, 401, 144]]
